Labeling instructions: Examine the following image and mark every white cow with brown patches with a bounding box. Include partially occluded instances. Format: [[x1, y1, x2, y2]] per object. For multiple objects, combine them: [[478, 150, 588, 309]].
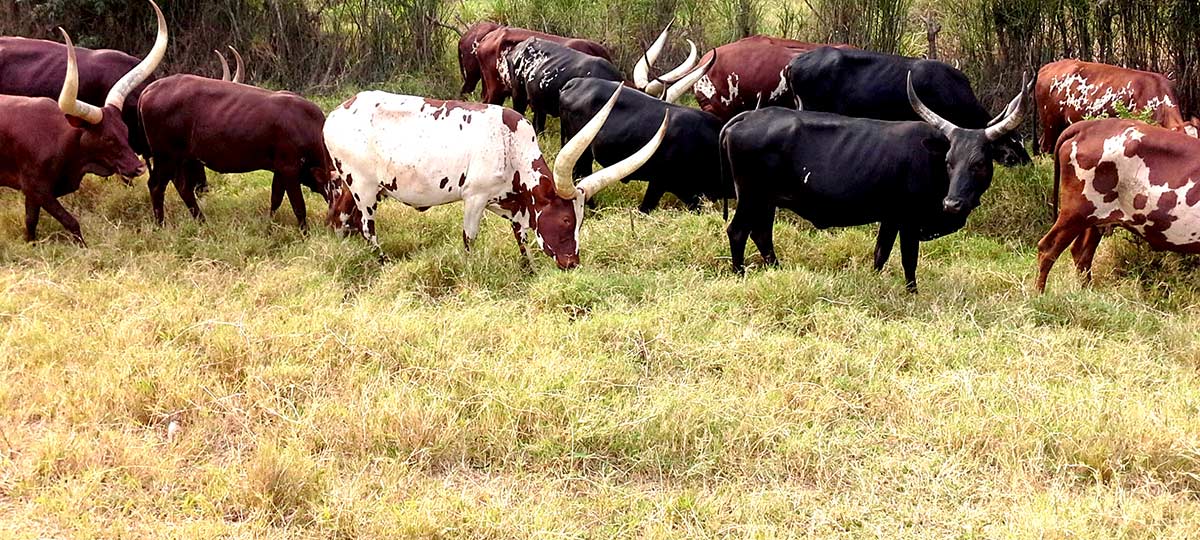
[[323, 87, 668, 269], [1037, 118, 1200, 292]]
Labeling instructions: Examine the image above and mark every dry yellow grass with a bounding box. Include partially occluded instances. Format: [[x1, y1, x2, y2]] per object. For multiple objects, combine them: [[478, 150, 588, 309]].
[[0, 152, 1198, 538]]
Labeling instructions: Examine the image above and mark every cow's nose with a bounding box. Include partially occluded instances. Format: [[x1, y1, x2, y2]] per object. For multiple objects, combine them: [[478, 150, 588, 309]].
[[943, 199, 965, 214], [556, 255, 580, 270]]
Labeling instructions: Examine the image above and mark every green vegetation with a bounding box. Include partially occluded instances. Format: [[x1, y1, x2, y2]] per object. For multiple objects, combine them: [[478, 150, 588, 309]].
[[2, 110, 1199, 536]]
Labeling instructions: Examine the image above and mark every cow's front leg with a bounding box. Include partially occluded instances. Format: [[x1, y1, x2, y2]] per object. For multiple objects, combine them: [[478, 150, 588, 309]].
[[40, 196, 84, 246], [350, 185, 381, 250], [511, 222, 534, 271], [874, 222, 899, 272], [899, 226, 920, 293], [23, 196, 41, 242], [638, 184, 666, 214], [461, 195, 488, 252]]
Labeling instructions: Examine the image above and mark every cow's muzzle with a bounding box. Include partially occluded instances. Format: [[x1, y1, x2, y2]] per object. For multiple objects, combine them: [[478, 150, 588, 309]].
[[556, 254, 580, 270], [943, 198, 967, 215]]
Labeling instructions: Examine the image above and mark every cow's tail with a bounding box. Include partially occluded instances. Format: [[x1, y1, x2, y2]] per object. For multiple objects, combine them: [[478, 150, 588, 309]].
[[719, 111, 752, 222], [1031, 80, 1042, 157], [1051, 127, 1066, 219]]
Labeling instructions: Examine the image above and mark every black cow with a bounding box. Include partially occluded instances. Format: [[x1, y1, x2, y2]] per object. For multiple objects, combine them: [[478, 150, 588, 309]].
[[506, 38, 625, 133], [560, 77, 731, 213], [722, 74, 1030, 292], [786, 47, 1032, 167]]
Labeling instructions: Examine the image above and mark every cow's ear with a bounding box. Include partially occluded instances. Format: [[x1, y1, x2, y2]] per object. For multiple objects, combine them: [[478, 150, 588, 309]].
[[64, 115, 87, 129], [922, 136, 949, 155]]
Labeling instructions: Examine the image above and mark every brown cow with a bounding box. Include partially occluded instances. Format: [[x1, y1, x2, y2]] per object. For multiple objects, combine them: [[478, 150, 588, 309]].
[[0, 22, 166, 244], [1036, 118, 1200, 292], [138, 75, 333, 229], [475, 27, 613, 106], [457, 21, 502, 94], [1035, 59, 1200, 154], [0, 1, 167, 156], [693, 35, 848, 121]]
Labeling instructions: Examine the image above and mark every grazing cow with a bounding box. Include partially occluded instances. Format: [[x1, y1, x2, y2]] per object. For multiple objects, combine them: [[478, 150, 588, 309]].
[[0, 1, 165, 156], [213, 46, 244, 83], [475, 27, 613, 106], [693, 35, 844, 122], [324, 86, 668, 269], [722, 74, 1029, 292], [138, 76, 333, 229], [560, 77, 730, 213], [1036, 118, 1200, 292], [0, 23, 165, 244], [1035, 59, 1200, 154], [457, 21, 502, 94], [786, 47, 1032, 167], [507, 35, 707, 133]]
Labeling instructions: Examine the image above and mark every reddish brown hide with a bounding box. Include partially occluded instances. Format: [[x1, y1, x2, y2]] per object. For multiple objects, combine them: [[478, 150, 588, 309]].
[[475, 27, 613, 105], [457, 21, 502, 94], [0, 37, 155, 156], [694, 35, 849, 122], [1037, 118, 1200, 292], [1036, 59, 1199, 154], [138, 75, 333, 229]]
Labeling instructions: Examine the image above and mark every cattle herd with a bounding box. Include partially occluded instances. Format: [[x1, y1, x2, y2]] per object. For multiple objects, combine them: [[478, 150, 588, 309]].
[[1, 1, 1199, 293]]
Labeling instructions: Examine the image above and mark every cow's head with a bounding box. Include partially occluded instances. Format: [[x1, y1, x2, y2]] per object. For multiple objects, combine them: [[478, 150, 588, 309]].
[[908, 72, 1029, 217], [535, 86, 669, 269], [58, 0, 166, 179], [633, 24, 715, 103]]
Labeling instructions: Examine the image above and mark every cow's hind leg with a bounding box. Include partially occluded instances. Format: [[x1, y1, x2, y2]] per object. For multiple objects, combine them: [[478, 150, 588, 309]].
[[1036, 215, 1087, 293], [638, 184, 666, 214], [748, 206, 778, 267], [727, 204, 754, 274], [874, 222, 899, 272], [1070, 225, 1103, 286], [23, 196, 41, 242], [178, 160, 206, 221], [283, 172, 308, 231], [899, 226, 921, 293]]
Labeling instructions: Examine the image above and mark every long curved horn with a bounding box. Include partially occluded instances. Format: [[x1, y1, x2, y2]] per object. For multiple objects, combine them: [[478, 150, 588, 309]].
[[552, 86, 625, 199], [663, 49, 716, 103], [984, 72, 1030, 141], [577, 111, 669, 200], [214, 49, 230, 81], [645, 39, 698, 96], [228, 45, 244, 84], [104, 0, 168, 110], [907, 71, 957, 136], [634, 22, 671, 90], [58, 28, 104, 124]]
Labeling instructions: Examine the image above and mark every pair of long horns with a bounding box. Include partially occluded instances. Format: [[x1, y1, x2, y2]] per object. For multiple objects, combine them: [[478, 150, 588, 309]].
[[58, 0, 168, 124], [907, 71, 1029, 141], [214, 46, 244, 83], [634, 24, 714, 103], [552, 86, 670, 200]]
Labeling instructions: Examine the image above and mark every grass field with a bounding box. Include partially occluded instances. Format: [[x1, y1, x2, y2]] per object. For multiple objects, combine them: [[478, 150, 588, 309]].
[[2, 108, 1200, 538]]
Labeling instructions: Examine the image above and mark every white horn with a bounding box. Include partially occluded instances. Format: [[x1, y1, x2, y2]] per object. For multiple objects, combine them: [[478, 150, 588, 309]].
[[229, 45, 244, 84], [105, 0, 168, 110], [58, 28, 104, 124], [214, 49, 230, 81], [663, 50, 716, 103], [984, 72, 1030, 141], [645, 39, 698, 96], [552, 86, 625, 199], [634, 22, 671, 90], [907, 71, 957, 136], [578, 110, 669, 200]]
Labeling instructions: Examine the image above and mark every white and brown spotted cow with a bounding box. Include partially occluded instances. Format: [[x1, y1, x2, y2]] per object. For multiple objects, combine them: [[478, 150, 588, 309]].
[[1036, 59, 1200, 154], [323, 86, 668, 269], [1037, 118, 1200, 292]]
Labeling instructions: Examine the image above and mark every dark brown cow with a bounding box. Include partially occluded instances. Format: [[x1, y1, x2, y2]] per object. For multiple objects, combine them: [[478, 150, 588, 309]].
[[693, 35, 848, 121], [475, 27, 613, 105], [138, 75, 333, 229], [457, 21, 502, 94], [0, 2, 166, 156], [0, 23, 166, 244], [1037, 118, 1200, 292], [1035, 59, 1200, 154]]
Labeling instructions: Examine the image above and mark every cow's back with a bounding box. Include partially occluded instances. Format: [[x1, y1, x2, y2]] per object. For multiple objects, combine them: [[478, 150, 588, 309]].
[[1040, 59, 1182, 126], [695, 37, 811, 121]]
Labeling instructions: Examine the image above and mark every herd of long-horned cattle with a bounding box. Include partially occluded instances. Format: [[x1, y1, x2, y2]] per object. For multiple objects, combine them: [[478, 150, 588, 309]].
[[2, 1, 1199, 293]]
